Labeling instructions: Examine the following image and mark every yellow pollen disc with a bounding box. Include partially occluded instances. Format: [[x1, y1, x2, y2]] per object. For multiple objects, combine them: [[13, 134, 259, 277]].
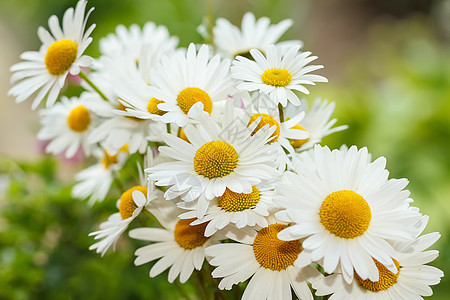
[[248, 113, 280, 143], [194, 140, 238, 179], [319, 190, 371, 239], [289, 124, 309, 148], [178, 128, 190, 143], [355, 259, 401, 292], [177, 87, 212, 115], [261, 68, 292, 87], [67, 105, 91, 132], [253, 224, 301, 271], [147, 97, 166, 116], [118, 185, 148, 220], [101, 144, 128, 169], [174, 218, 210, 249], [45, 39, 78, 75], [218, 186, 260, 212]]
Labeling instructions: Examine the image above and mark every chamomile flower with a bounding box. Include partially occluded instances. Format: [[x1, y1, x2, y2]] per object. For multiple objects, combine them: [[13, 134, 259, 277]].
[[275, 145, 422, 284], [9, 0, 95, 109], [286, 98, 348, 151], [205, 221, 323, 299], [72, 145, 129, 204], [243, 96, 309, 169], [129, 200, 220, 283], [37, 93, 104, 158], [97, 22, 178, 84], [313, 222, 443, 299], [231, 45, 327, 107], [213, 12, 301, 59], [147, 102, 279, 214], [88, 98, 164, 155], [178, 183, 275, 236], [150, 43, 236, 127]]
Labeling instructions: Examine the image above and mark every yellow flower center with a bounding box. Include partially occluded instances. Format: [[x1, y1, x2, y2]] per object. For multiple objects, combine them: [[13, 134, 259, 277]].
[[118, 185, 148, 220], [45, 39, 78, 75], [218, 186, 260, 212], [174, 218, 210, 249], [194, 140, 238, 179], [261, 68, 292, 87], [319, 190, 371, 239], [178, 128, 190, 143], [253, 224, 301, 271], [248, 113, 280, 143], [289, 124, 309, 148], [147, 97, 166, 116], [101, 144, 128, 169], [176, 87, 212, 115], [355, 259, 401, 292], [67, 105, 91, 132]]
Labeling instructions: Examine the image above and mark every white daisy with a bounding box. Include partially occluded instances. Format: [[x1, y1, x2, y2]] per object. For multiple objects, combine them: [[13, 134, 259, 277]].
[[37, 92, 105, 158], [313, 219, 443, 299], [88, 97, 164, 155], [97, 22, 178, 84], [178, 183, 275, 236], [129, 200, 220, 283], [275, 145, 423, 284], [150, 43, 236, 127], [242, 93, 309, 169], [9, 0, 95, 109], [286, 98, 348, 151], [89, 182, 159, 257], [205, 222, 323, 299], [146, 102, 279, 215], [72, 145, 129, 204], [213, 12, 301, 59], [231, 44, 328, 107]]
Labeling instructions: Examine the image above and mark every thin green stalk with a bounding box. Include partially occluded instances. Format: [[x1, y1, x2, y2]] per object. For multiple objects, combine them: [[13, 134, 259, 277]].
[[278, 103, 284, 122], [174, 280, 194, 300], [204, 264, 226, 300], [79, 70, 109, 101], [143, 209, 163, 228], [166, 123, 171, 134], [194, 270, 210, 300]]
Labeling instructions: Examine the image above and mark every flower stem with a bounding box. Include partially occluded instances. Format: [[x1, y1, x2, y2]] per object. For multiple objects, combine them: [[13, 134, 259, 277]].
[[79, 70, 109, 101], [278, 103, 284, 122], [174, 279, 194, 300]]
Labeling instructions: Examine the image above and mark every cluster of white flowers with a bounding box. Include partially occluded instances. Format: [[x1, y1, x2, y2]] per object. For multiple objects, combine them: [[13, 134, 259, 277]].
[[9, 1, 443, 299]]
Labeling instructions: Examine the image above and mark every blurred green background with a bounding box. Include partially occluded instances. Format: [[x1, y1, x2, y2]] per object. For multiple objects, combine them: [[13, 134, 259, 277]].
[[0, 0, 449, 299]]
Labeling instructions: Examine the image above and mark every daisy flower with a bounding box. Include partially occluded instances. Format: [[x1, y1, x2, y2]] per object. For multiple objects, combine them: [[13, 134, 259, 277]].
[[286, 98, 348, 151], [213, 12, 301, 59], [150, 43, 236, 127], [178, 183, 275, 236], [242, 94, 309, 169], [275, 145, 423, 284], [72, 145, 129, 204], [89, 181, 160, 257], [313, 218, 443, 299], [146, 102, 279, 214], [205, 221, 323, 299], [129, 201, 220, 283], [88, 97, 164, 155], [231, 44, 327, 107], [37, 92, 105, 158], [9, 0, 95, 109], [97, 22, 178, 84]]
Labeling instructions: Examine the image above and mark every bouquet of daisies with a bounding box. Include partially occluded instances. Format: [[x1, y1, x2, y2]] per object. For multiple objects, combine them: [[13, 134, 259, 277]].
[[9, 1, 443, 299]]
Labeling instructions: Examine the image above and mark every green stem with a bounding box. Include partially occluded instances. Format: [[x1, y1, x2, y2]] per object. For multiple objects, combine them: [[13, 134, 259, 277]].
[[194, 270, 210, 300], [79, 70, 109, 101], [143, 209, 163, 228], [174, 280, 193, 300], [278, 103, 284, 122], [166, 123, 171, 134], [204, 264, 226, 300]]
